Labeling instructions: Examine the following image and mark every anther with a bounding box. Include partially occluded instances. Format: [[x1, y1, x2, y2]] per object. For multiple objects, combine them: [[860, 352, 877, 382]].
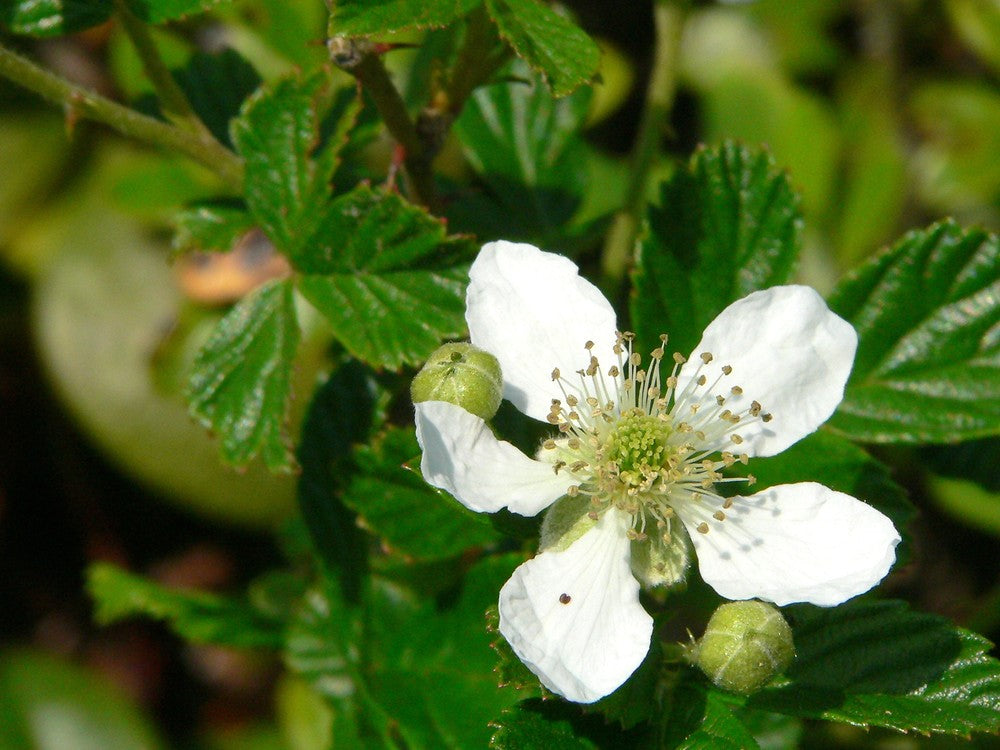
[[750, 401, 762, 416], [543, 439, 556, 450], [762, 413, 773, 423], [716, 395, 726, 406], [731, 434, 744, 445], [713, 511, 726, 521], [551, 368, 561, 380], [731, 386, 743, 396], [700, 352, 713, 364], [697, 375, 707, 386], [723, 498, 734, 509], [585, 340, 594, 350], [721, 365, 733, 375], [673, 352, 687, 364], [697, 522, 710, 534]]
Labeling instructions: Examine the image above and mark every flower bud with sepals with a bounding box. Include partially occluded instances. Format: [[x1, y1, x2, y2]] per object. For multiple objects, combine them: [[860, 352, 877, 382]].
[[411, 343, 503, 421]]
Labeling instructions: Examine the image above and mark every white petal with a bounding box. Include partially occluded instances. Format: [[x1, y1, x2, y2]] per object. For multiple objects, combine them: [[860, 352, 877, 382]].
[[498, 508, 653, 703], [681, 482, 900, 607], [676, 286, 857, 457], [466, 241, 619, 422], [414, 400, 573, 516]]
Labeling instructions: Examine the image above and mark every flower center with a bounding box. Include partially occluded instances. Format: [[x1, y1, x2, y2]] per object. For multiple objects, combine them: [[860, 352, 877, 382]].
[[606, 411, 673, 484], [541, 332, 766, 542]]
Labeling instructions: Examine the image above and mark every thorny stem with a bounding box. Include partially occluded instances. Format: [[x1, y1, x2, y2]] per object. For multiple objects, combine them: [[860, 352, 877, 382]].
[[601, 0, 686, 285], [0, 43, 245, 189], [330, 37, 441, 212]]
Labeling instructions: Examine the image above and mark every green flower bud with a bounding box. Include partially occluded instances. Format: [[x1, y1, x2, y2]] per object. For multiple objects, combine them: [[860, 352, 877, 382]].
[[693, 600, 794, 695], [411, 343, 503, 421]]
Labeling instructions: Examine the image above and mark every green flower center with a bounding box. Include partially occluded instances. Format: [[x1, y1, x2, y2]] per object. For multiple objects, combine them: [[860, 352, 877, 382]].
[[607, 411, 673, 480]]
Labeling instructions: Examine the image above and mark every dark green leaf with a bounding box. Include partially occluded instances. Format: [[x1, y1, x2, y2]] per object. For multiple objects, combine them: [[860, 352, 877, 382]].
[[828, 221, 1000, 443], [329, 0, 480, 34], [87, 563, 284, 648], [653, 670, 759, 750], [187, 279, 300, 470], [483, 0, 600, 96], [172, 202, 254, 255], [632, 142, 802, 356], [343, 427, 500, 561], [172, 49, 262, 148], [296, 362, 378, 601], [735, 430, 916, 565], [451, 61, 591, 246], [1, 0, 112, 36], [587, 639, 665, 729], [232, 74, 358, 260], [296, 186, 471, 370], [287, 555, 526, 749], [491, 703, 599, 749], [749, 599, 1000, 736], [124, 0, 232, 23]]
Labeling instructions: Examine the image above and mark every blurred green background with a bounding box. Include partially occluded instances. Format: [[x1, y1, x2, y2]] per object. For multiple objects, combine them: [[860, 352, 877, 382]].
[[1, 0, 999, 747]]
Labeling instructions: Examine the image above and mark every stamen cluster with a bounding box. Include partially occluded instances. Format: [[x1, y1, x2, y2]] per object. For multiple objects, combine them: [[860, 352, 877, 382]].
[[542, 332, 770, 543]]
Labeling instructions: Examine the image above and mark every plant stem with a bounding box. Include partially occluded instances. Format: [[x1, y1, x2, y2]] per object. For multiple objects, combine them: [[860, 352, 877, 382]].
[[330, 37, 440, 212], [112, 0, 207, 136], [601, 0, 686, 284], [0, 42, 244, 189]]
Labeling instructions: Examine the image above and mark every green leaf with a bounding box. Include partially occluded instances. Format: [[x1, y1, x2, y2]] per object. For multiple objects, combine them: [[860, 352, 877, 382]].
[[736, 430, 916, 565], [124, 0, 232, 23], [287, 555, 526, 749], [172, 49, 262, 148], [329, 0, 480, 34], [87, 563, 284, 648], [828, 221, 1000, 443], [749, 599, 1000, 736], [232, 74, 358, 260], [661, 683, 760, 750], [296, 362, 378, 601], [0, 650, 166, 750], [632, 143, 802, 357], [451, 60, 591, 246], [296, 186, 471, 370], [483, 0, 600, 96], [172, 202, 254, 255], [0, 0, 112, 36], [491, 703, 599, 749], [187, 279, 300, 470], [343, 427, 500, 561]]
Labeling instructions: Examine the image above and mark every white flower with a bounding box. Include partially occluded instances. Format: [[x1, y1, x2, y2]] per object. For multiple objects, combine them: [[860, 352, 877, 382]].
[[415, 241, 900, 704]]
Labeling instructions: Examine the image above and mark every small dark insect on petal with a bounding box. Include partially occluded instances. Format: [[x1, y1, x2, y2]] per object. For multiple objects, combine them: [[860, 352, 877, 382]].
[[559, 593, 572, 604]]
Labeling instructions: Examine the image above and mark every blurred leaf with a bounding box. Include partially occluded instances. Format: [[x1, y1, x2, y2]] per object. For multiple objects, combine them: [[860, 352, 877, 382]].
[[0, 0, 111, 36], [735, 709, 802, 750], [343, 427, 500, 561], [297, 361, 378, 601], [828, 221, 1000, 443], [173, 202, 255, 254], [297, 186, 471, 370], [750, 599, 1000, 736], [632, 142, 801, 356], [287, 555, 525, 749], [910, 80, 1000, 216], [232, 73, 358, 261], [187, 279, 300, 470], [87, 563, 284, 648], [659, 677, 760, 750], [491, 703, 599, 749], [929, 475, 1000, 538], [173, 49, 262, 148], [833, 66, 908, 266], [483, 0, 600, 96], [451, 61, 592, 246], [275, 677, 335, 750], [0, 650, 165, 750], [739, 430, 916, 564], [744, 0, 842, 74], [124, 0, 232, 23], [329, 0, 480, 34], [946, 0, 1000, 75], [921, 437, 1000, 493]]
